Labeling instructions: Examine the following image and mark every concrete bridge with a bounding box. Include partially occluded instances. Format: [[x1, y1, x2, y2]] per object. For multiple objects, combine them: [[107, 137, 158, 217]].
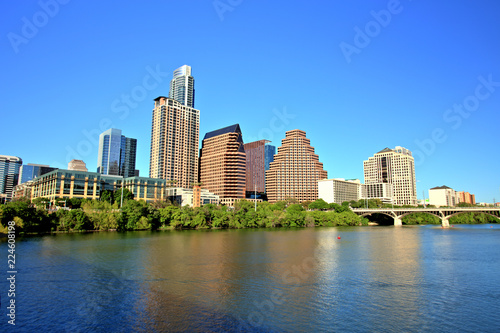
[[352, 207, 500, 227]]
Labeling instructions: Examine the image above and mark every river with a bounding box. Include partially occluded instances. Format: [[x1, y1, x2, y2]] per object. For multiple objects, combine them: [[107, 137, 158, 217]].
[[1, 224, 500, 332]]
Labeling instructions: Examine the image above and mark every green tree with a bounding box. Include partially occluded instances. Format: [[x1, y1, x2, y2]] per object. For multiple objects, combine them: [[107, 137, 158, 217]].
[[309, 199, 329, 211], [100, 190, 114, 203], [328, 202, 348, 213], [120, 200, 148, 230]]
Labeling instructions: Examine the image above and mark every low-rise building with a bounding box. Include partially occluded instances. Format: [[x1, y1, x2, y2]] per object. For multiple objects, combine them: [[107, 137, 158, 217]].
[[318, 178, 360, 204], [12, 181, 33, 201], [28, 169, 218, 206], [165, 187, 219, 207], [361, 182, 394, 204], [318, 178, 393, 205], [429, 185, 459, 207]]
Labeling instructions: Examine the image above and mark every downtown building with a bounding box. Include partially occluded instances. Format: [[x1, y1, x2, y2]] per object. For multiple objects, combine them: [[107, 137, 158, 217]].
[[169, 65, 195, 108], [0, 155, 22, 202], [149, 65, 200, 188], [19, 163, 57, 184], [68, 159, 88, 172], [318, 178, 393, 205], [363, 146, 417, 206], [199, 124, 246, 206], [458, 191, 476, 205], [244, 140, 275, 198], [26, 168, 218, 206], [429, 185, 460, 207], [97, 128, 137, 178], [266, 129, 327, 203]]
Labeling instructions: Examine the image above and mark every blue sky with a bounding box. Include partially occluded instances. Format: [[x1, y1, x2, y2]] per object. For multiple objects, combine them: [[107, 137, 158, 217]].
[[1, 0, 499, 203]]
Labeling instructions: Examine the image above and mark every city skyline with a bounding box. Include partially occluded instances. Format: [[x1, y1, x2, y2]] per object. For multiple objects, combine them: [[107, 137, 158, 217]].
[[2, 1, 499, 203]]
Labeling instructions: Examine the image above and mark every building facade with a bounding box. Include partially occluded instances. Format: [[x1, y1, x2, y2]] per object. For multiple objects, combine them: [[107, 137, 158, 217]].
[[97, 128, 137, 178], [244, 140, 275, 197], [165, 186, 219, 207], [266, 129, 327, 202], [28, 168, 218, 206], [169, 65, 195, 108], [318, 178, 394, 205], [19, 163, 57, 185], [0, 155, 22, 202], [361, 182, 394, 203], [318, 178, 360, 204], [199, 124, 246, 201], [363, 146, 417, 206], [458, 191, 476, 205], [429, 185, 459, 207], [149, 96, 200, 188], [12, 181, 33, 201], [30, 169, 121, 202]]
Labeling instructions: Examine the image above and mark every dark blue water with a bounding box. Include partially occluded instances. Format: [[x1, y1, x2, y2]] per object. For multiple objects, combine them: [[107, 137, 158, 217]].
[[1, 225, 500, 332]]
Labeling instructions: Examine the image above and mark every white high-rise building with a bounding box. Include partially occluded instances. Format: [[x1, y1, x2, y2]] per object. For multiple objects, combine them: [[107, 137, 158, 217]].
[[149, 96, 199, 188], [363, 146, 417, 206]]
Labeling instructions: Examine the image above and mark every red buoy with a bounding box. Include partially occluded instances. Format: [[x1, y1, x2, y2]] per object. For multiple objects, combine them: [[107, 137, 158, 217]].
[[337, 236, 341, 240]]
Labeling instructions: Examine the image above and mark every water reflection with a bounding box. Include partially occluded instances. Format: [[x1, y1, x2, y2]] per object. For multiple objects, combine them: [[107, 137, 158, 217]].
[[3, 226, 500, 332]]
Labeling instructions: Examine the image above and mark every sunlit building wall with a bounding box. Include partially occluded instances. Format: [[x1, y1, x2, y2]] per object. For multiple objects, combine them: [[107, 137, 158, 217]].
[[266, 129, 327, 202], [363, 146, 417, 206], [149, 96, 200, 188], [199, 124, 246, 201]]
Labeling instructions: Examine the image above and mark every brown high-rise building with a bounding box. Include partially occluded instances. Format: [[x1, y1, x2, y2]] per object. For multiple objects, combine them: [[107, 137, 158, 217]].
[[458, 191, 476, 205], [199, 124, 246, 203], [149, 96, 200, 188], [266, 129, 327, 202], [244, 139, 275, 196]]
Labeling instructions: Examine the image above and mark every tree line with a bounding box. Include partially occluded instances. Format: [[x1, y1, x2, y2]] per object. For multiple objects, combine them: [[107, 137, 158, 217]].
[[0, 197, 497, 234]]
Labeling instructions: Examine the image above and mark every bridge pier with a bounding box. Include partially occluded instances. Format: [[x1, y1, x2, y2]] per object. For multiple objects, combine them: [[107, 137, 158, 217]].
[[441, 216, 450, 228], [394, 215, 402, 226]]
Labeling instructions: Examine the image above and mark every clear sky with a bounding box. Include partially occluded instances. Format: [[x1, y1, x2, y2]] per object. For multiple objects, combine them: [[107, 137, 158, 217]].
[[1, 0, 499, 203]]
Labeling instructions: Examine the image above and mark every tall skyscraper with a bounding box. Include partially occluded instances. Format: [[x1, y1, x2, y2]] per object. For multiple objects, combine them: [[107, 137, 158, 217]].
[[199, 124, 246, 205], [0, 155, 22, 202], [149, 96, 200, 188], [19, 163, 57, 184], [97, 128, 137, 178], [244, 140, 275, 197], [363, 146, 417, 206], [169, 65, 195, 108], [266, 130, 327, 202]]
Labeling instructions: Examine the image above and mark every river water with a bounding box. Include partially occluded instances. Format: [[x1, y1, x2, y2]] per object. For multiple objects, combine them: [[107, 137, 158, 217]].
[[1, 224, 500, 332]]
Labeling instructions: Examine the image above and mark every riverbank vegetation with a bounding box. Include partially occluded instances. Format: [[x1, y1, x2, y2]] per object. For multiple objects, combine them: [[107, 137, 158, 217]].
[[0, 197, 498, 234]]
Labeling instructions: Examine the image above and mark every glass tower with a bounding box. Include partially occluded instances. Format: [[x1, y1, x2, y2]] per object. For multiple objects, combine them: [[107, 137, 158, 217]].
[[0, 155, 22, 201], [97, 128, 137, 177], [19, 163, 57, 184], [168, 65, 195, 108]]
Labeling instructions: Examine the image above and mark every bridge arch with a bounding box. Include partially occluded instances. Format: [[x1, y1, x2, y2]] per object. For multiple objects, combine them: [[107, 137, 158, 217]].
[[361, 212, 397, 225], [397, 211, 442, 221]]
